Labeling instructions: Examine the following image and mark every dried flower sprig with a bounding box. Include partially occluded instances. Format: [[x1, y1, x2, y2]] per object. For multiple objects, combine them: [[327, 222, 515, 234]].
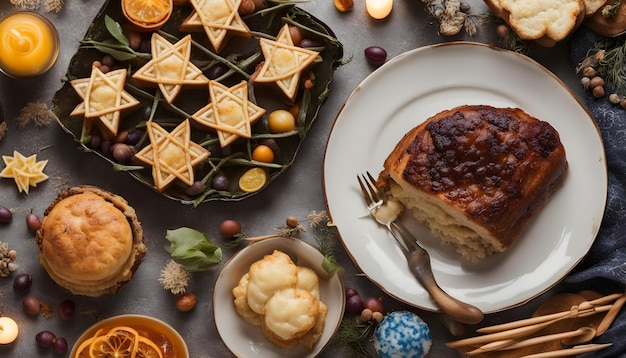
[[10, 0, 39, 10], [159, 260, 192, 294], [602, 0, 623, 18], [44, 0, 63, 12], [15, 100, 55, 128], [0, 241, 18, 278], [10, 0, 65, 12]]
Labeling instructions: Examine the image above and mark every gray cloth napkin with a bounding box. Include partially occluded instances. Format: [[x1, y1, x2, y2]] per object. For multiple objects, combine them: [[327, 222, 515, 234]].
[[566, 26, 626, 358]]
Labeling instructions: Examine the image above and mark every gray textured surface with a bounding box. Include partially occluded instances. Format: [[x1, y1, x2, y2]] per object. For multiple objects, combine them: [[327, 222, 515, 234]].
[[0, 1, 586, 357]]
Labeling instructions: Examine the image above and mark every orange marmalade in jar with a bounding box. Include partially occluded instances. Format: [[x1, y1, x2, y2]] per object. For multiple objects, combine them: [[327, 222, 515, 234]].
[[70, 315, 188, 358]]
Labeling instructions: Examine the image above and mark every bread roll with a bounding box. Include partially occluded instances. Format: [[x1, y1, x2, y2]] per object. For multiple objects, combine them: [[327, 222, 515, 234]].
[[378, 105, 568, 261], [36, 185, 146, 296]]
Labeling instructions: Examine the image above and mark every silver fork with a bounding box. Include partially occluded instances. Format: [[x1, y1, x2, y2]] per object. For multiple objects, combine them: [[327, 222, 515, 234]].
[[357, 171, 484, 324]]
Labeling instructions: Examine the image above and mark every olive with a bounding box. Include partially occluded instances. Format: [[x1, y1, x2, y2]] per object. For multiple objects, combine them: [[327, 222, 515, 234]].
[[13, 273, 32, 294], [26, 212, 41, 232], [220, 219, 241, 239], [100, 140, 113, 157], [127, 32, 143, 50], [140, 39, 151, 54], [0, 206, 12, 223], [300, 38, 320, 48], [364, 46, 387, 66], [35, 330, 56, 348], [101, 54, 115, 67], [23, 296, 41, 315], [211, 173, 230, 191], [125, 130, 142, 145], [112, 144, 134, 163], [58, 299, 76, 320], [185, 181, 206, 196], [89, 133, 102, 149], [207, 63, 229, 80], [53, 337, 68, 354]]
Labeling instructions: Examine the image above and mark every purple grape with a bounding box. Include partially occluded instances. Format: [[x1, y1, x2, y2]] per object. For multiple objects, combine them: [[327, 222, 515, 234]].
[[0, 206, 12, 223], [35, 330, 56, 347], [346, 294, 364, 315], [364, 46, 387, 66], [13, 273, 32, 294], [58, 299, 76, 320], [53, 337, 68, 353]]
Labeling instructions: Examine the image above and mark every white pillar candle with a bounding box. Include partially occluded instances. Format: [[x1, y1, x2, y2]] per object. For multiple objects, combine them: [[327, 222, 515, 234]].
[[366, 0, 393, 19], [0, 317, 18, 344]]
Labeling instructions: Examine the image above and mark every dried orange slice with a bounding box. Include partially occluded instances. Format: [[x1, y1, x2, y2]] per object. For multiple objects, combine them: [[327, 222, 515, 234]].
[[238, 167, 267, 193], [89, 326, 139, 358], [122, 0, 172, 30], [136, 336, 164, 358]]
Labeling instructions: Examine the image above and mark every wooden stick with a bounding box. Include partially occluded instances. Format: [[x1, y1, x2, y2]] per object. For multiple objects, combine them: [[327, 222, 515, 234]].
[[519, 343, 612, 358], [446, 306, 598, 348], [465, 327, 595, 356], [477, 293, 622, 334], [596, 293, 626, 336]]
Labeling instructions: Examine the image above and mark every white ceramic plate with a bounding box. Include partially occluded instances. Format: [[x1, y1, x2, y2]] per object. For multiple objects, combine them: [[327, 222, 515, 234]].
[[323, 42, 607, 314], [213, 237, 345, 357]]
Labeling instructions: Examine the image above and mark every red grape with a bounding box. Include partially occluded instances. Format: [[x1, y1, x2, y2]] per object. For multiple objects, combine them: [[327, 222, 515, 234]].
[[0, 206, 12, 223], [220, 220, 241, 239], [363, 296, 384, 313], [345, 287, 358, 299]]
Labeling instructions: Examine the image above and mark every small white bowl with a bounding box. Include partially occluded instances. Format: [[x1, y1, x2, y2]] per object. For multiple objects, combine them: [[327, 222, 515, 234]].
[[69, 314, 189, 358], [213, 236, 345, 357]]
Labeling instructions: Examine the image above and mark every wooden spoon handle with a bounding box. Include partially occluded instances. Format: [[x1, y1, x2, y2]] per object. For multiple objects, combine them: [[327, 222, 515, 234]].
[[406, 250, 483, 324]]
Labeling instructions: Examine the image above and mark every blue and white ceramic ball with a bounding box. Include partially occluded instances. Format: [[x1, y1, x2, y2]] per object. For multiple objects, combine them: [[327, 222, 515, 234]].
[[374, 311, 432, 358]]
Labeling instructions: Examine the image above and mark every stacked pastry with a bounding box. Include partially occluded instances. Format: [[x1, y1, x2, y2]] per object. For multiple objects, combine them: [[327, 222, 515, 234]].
[[232, 250, 327, 349], [36, 185, 146, 297]]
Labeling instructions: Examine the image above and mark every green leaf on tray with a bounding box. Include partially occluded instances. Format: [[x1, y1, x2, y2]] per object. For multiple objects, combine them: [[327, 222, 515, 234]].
[[104, 15, 129, 46], [165, 227, 223, 272]]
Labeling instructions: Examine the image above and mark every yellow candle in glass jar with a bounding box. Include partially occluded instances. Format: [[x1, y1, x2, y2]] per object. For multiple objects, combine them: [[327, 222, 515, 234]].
[[0, 11, 60, 78]]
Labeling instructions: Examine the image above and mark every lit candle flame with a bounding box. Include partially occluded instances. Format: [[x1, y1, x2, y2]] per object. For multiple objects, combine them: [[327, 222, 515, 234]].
[[366, 0, 393, 19]]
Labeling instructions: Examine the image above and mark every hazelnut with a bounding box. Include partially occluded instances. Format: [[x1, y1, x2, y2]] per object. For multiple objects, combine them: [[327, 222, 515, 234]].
[[176, 293, 197, 312]]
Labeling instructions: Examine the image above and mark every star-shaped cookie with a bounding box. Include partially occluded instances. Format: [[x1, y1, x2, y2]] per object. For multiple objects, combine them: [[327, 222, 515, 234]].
[[191, 80, 266, 147], [70, 66, 140, 137], [181, 0, 251, 51], [132, 33, 209, 104], [254, 24, 319, 101], [133, 119, 210, 191], [0, 150, 49, 194]]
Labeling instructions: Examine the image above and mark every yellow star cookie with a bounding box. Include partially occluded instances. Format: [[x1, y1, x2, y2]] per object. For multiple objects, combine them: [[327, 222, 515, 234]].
[[181, 0, 251, 50], [254, 24, 319, 101], [0, 150, 49, 194], [133, 119, 210, 191], [191, 80, 266, 148], [132, 34, 209, 104], [70, 66, 140, 137]]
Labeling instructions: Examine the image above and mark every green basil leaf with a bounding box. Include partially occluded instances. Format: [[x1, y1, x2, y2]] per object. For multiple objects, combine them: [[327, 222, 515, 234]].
[[104, 15, 129, 47], [165, 227, 223, 271]]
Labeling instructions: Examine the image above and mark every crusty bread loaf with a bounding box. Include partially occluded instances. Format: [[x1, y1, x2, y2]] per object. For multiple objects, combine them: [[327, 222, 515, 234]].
[[36, 185, 146, 296], [485, 0, 586, 46], [377, 105, 568, 261]]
